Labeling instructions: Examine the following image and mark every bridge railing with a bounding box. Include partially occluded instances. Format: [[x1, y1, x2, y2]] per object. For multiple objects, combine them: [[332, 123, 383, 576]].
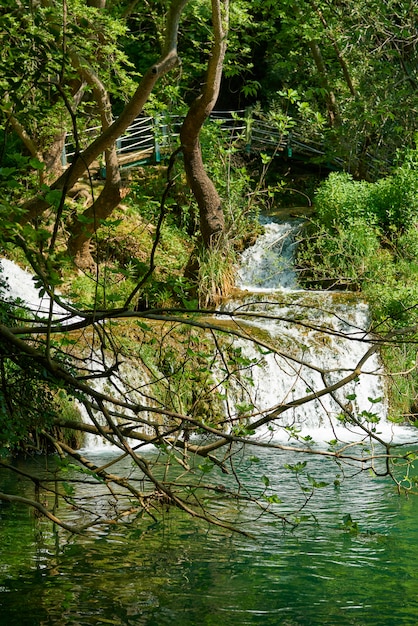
[[62, 109, 330, 169], [116, 116, 154, 155]]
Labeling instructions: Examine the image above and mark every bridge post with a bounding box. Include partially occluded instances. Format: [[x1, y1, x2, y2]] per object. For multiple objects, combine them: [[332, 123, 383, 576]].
[[61, 145, 67, 167], [287, 132, 293, 158], [245, 107, 252, 154], [154, 116, 161, 164]]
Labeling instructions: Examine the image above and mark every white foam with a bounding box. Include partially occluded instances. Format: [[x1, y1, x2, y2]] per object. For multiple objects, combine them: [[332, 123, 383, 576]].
[[0, 258, 75, 323]]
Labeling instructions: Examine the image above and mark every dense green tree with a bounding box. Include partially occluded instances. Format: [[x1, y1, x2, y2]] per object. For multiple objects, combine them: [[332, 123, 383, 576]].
[[1, 0, 232, 267], [225, 0, 417, 177]]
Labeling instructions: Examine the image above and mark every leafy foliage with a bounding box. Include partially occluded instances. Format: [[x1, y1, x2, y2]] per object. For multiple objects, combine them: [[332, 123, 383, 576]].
[[297, 147, 418, 418]]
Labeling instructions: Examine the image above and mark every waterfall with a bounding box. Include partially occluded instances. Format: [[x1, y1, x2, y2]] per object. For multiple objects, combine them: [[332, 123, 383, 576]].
[[0, 258, 82, 325], [225, 216, 406, 442], [1, 236, 411, 449], [237, 217, 302, 291], [76, 356, 157, 452], [0, 259, 65, 318], [0, 258, 151, 452]]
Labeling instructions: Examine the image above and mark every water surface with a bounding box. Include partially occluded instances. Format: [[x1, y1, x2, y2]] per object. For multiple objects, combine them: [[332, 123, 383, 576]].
[[1, 445, 418, 625]]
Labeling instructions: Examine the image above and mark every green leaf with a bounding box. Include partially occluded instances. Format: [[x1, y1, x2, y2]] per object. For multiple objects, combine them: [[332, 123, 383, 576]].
[[76, 214, 95, 224], [307, 474, 328, 488], [62, 481, 75, 496], [136, 321, 152, 331], [249, 455, 260, 463], [368, 396, 383, 404], [0, 167, 17, 177], [341, 513, 359, 534], [29, 157, 45, 171], [99, 218, 123, 228], [198, 460, 215, 474], [284, 461, 307, 473], [46, 189, 64, 208], [265, 494, 281, 504]]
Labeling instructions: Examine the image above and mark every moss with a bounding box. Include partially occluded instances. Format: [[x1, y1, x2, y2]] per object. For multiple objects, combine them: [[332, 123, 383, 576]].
[[50, 391, 85, 449]]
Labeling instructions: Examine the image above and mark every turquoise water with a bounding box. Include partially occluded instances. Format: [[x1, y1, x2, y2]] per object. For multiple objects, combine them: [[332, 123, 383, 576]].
[[1, 444, 418, 625]]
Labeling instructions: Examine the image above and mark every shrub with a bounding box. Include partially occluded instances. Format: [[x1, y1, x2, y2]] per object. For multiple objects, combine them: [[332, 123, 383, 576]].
[[396, 228, 418, 262], [368, 167, 418, 232], [296, 219, 381, 289], [314, 151, 418, 236], [314, 172, 373, 229]]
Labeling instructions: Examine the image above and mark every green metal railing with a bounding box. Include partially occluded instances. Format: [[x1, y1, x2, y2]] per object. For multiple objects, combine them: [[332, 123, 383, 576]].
[[63, 109, 333, 172]]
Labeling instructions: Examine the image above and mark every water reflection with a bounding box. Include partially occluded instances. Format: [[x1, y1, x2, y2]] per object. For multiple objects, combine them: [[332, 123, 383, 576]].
[[1, 446, 418, 625]]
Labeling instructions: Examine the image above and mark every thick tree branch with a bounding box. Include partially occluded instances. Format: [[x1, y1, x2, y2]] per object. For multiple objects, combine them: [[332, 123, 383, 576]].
[[0, 492, 90, 534]]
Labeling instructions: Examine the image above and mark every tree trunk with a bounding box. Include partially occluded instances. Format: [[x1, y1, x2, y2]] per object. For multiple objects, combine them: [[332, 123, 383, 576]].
[[182, 141, 225, 247], [66, 56, 123, 267], [180, 0, 229, 247], [308, 39, 340, 127], [66, 149, 124, 268]]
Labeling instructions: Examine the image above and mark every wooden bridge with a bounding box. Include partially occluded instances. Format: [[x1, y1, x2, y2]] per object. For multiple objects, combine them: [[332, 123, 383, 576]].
[[63, 110, 336, 174]]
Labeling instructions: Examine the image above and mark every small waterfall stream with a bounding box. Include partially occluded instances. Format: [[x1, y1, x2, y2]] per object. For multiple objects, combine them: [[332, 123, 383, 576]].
[[226, 215, 397, 441], [237, 216, 302, 291]]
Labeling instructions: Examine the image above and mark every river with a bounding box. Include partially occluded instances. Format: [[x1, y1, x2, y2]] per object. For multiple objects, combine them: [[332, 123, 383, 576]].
[[1, 444, 418, 625]]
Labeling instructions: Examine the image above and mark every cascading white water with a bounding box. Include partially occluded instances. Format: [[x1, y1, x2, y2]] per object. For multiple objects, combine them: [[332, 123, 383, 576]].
[[225, 216, 405, 442], [237, 216, 302, 291], [0, 259, 65, 318], [0, 258, 83, 325], [0, 258, 152, 451]]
